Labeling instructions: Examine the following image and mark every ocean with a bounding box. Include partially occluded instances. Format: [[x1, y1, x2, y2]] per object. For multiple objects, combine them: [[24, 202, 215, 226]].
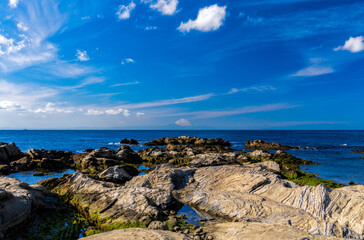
[[1, 130, 364, 185]]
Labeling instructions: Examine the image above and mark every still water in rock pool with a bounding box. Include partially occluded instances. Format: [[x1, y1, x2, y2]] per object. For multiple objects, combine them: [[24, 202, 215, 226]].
[[9, 169, 75, 185]]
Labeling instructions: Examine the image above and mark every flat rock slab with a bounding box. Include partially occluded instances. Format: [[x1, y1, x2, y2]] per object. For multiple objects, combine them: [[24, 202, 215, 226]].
[[174, 165, 364, 239], [80, 228, 191, 240], [204, 222, 344, 240]]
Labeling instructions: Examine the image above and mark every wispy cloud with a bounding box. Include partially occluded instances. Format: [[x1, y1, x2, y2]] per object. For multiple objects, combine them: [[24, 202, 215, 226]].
[[178, 4, 226, 32], [291, 65, 334, 77], [112, 81, 139, 87], [33, 61, 97, 79], [0, 0, 66, 72], [159, 103, 298, 119], [118, 93, 214, 109], [228, 85, 276, 94]]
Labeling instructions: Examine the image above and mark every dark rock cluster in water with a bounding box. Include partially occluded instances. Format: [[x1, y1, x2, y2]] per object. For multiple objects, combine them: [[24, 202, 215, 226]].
[[0, 137, 363, 240]]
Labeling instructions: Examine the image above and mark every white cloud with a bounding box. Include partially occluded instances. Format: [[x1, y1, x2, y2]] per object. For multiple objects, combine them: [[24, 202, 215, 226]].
[[9, 0, 19, 8], [81, 16, 91, 20], [178, 4, 226, 32], [291, 65, 334, 77], [145, 26, 157, 31], [334, 36, 364, 53], [123, 109, 131, 117], [33, 102, 74, 114], [16, 22, 28, 31], [175, 118, 191, 126], [145, 0, 179, 15], [136, 112, 145, 117], [121, 58, 135, 64], [116, 2, 136, 20], [76, 50, 90, 61], [85, 109, 104, 115]]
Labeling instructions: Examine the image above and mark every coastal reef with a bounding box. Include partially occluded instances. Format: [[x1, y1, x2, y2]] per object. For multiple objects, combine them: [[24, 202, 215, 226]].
[[0, 137, 363, 239]]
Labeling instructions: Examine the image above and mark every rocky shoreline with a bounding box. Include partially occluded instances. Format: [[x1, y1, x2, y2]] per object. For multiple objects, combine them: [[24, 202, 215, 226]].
[[0, 137, 363, 240]]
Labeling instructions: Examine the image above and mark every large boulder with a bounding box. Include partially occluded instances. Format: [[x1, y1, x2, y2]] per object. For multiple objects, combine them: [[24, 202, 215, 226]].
[[80, 228, 191, 240], [89, 147, 116, 158], [98, 165, 139, 183], [40, 171, 180, 229], [77, 146, 142, 174], [0, 143, 23, 163], [0, 176, 50, 238], [116, 146, 143, 164]]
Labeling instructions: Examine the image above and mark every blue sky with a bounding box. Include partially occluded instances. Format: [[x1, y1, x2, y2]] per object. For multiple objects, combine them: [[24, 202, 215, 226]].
[[0, 0, 363, 129]]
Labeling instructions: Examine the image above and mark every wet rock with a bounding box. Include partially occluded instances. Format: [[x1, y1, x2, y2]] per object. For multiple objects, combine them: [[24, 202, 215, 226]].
[[80, 228, 191, 240], [40, 171, 179, 229], [84, 149, 95, 153], [350, 150, 364, 153], [245, 140, 299, 151], [120, 138, 139, 145], [0, 176, 50, 238], [0, 142, 23, 163], [98, 165, 139, 183], [148, 221, 169, 230]]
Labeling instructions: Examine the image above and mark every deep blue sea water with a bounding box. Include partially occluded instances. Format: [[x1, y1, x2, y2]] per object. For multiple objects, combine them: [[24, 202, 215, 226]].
[[1, 130, 364, 185]]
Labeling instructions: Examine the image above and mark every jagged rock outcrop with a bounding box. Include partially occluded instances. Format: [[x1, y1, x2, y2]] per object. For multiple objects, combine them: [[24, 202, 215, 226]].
[[9, 149, 74, 172], [40, 171, 180, 228], [245, 140, 299, 150], [0, 176, 50, 238], [130, 164, 364, 239], [77, 147, 142, 174], [80, 228, 191, 240], [143, 136, 230, 148], [120, 138, 139, 145], [98, 165, 139, 183], [0, 142, 23, 164]]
